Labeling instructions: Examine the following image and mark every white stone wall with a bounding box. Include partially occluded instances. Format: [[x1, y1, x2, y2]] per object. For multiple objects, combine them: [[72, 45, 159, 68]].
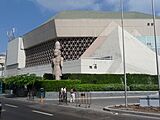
[[5, 37, 26, 76], [17, 38, 26, 68], [6, 38, 19, 66], [55, 19, 160, 37], [23, 20, 57, 49], [81, 58, 113, 74], [19, 64, 52, 76], [63, 60, 81, 73]]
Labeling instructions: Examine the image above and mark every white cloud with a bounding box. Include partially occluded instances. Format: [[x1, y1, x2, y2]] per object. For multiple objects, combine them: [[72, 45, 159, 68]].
[[127, 0, 160, 15], [30, 0, 99, 12], [29, 0, 160, 16]]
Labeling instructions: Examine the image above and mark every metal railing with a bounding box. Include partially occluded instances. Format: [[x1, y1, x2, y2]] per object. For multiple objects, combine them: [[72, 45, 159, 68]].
[[75, 92, 91, 108]]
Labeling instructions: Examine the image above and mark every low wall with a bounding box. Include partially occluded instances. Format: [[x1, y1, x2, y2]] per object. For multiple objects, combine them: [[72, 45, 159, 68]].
[[44, 91, 157, 99]]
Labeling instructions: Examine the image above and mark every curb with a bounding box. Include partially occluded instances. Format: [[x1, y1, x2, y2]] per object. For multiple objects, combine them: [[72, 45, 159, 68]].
[[103, 105, 160, 118]]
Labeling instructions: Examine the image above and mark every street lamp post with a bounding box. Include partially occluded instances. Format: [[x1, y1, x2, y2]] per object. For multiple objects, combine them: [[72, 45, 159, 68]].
[[120, 0, 127, 107], [151, 0, 160, 107]]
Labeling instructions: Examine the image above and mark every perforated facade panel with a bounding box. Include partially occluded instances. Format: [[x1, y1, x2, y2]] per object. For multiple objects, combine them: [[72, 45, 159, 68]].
[[25, 37, 96, 67]]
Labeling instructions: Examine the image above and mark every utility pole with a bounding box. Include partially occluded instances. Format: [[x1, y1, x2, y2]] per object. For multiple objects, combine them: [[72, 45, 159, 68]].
[[120, 0, 127, 107], [151, 0, 160, 107]]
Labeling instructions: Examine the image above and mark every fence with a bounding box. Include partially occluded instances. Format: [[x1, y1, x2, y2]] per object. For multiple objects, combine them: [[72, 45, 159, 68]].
[[75, 92, 91, 108]]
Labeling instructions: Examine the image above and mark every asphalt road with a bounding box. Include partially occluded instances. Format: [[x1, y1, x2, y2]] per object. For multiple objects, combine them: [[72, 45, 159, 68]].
[[0, 98, 90, 120], [0, 98, 159, 120], [46, 97, 139, 109]]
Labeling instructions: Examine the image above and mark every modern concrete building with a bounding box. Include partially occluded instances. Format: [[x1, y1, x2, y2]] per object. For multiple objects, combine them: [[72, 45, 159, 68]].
[[4, 11, 160, 76], [0, 54, 5, 77]]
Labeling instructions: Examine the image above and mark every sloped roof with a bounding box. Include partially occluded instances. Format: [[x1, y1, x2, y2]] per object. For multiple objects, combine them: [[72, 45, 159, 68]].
[[54, 10, 160, 19], [41, 10, 160, 26]]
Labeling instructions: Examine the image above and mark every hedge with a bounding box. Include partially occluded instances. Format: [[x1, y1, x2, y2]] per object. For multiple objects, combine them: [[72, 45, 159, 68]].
[[73, 84, 124, 91], [129, 84, 158, 91], [61, 74, 158, 85], [126, 74, 158, 85], [62, 74, 124, 84], [35, 80, 81, 91]]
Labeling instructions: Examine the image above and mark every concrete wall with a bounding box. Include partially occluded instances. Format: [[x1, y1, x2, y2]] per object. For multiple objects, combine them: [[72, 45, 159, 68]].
[[55, 19, 160, 37], [6, 38, 19, 66], [19, 64, 52, 76], [5, 37, 26, 76], [16, 60, 81, 76], [63, 60, 81, 73], [16, 59, 114, 76], [6, 37, 25, 68], [22, 18, 160, 48], [23, 20, 57, 49], [5, 68, 18, 76], [81, 58, 113, 74], [18, 38, 26, 68]]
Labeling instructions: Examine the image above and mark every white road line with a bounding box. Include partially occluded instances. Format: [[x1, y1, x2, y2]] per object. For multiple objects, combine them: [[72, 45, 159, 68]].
[[2, 109, 6, 112], [32, 110, 53, 116], [122, 113, 160, 120], [5, 104, 18, 108]]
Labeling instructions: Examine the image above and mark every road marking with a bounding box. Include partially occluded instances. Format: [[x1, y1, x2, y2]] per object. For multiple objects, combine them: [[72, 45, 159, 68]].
[[2, 109, 6, 112], [4, 104, 18, 108], [122, 113, 160, 120], [32, 110, 53, 116]]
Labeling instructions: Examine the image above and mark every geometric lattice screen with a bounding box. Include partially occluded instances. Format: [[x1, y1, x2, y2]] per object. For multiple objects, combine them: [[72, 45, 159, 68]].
[[25, 37, 96, 67]]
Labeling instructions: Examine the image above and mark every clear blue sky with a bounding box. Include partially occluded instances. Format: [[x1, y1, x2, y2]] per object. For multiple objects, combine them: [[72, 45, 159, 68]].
[[0, 0, 160, 54]]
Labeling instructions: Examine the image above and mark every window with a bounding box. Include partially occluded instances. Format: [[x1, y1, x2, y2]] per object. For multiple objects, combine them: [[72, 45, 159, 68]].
[[94, 64, 97, 69], [147, 23, 150, 26], [151, 23, 154, 26]]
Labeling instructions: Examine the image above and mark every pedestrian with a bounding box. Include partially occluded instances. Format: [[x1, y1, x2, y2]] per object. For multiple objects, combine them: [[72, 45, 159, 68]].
[[63, 87, 67, 103], [70, 88, 76, 103], [70, 89, 73, 103], [60, 87, 64, 102]]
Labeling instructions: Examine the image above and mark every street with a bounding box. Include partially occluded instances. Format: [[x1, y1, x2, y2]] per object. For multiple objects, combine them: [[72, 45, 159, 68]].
[[0, 97, 160, 120], [0, 98, 89, 120]]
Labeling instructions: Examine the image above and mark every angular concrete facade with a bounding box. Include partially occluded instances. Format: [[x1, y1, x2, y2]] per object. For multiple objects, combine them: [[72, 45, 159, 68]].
[[4, 11, 160, 76]]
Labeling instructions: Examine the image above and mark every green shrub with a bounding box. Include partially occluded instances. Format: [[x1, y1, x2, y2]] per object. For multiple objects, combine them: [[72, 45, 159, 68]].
[[35, 80, 81, 91], [127, 74, 157, 85], [62, 74, 158, 85], [4, 74, 42, 88], [129, 84, 158, 91], [62, 74, 123, 84], [74, 84, 124, 91], [43, 73, 53, 80]]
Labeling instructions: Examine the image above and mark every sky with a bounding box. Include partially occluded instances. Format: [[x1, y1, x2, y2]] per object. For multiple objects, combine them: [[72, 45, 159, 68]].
[[0, 0, 160, 54]]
